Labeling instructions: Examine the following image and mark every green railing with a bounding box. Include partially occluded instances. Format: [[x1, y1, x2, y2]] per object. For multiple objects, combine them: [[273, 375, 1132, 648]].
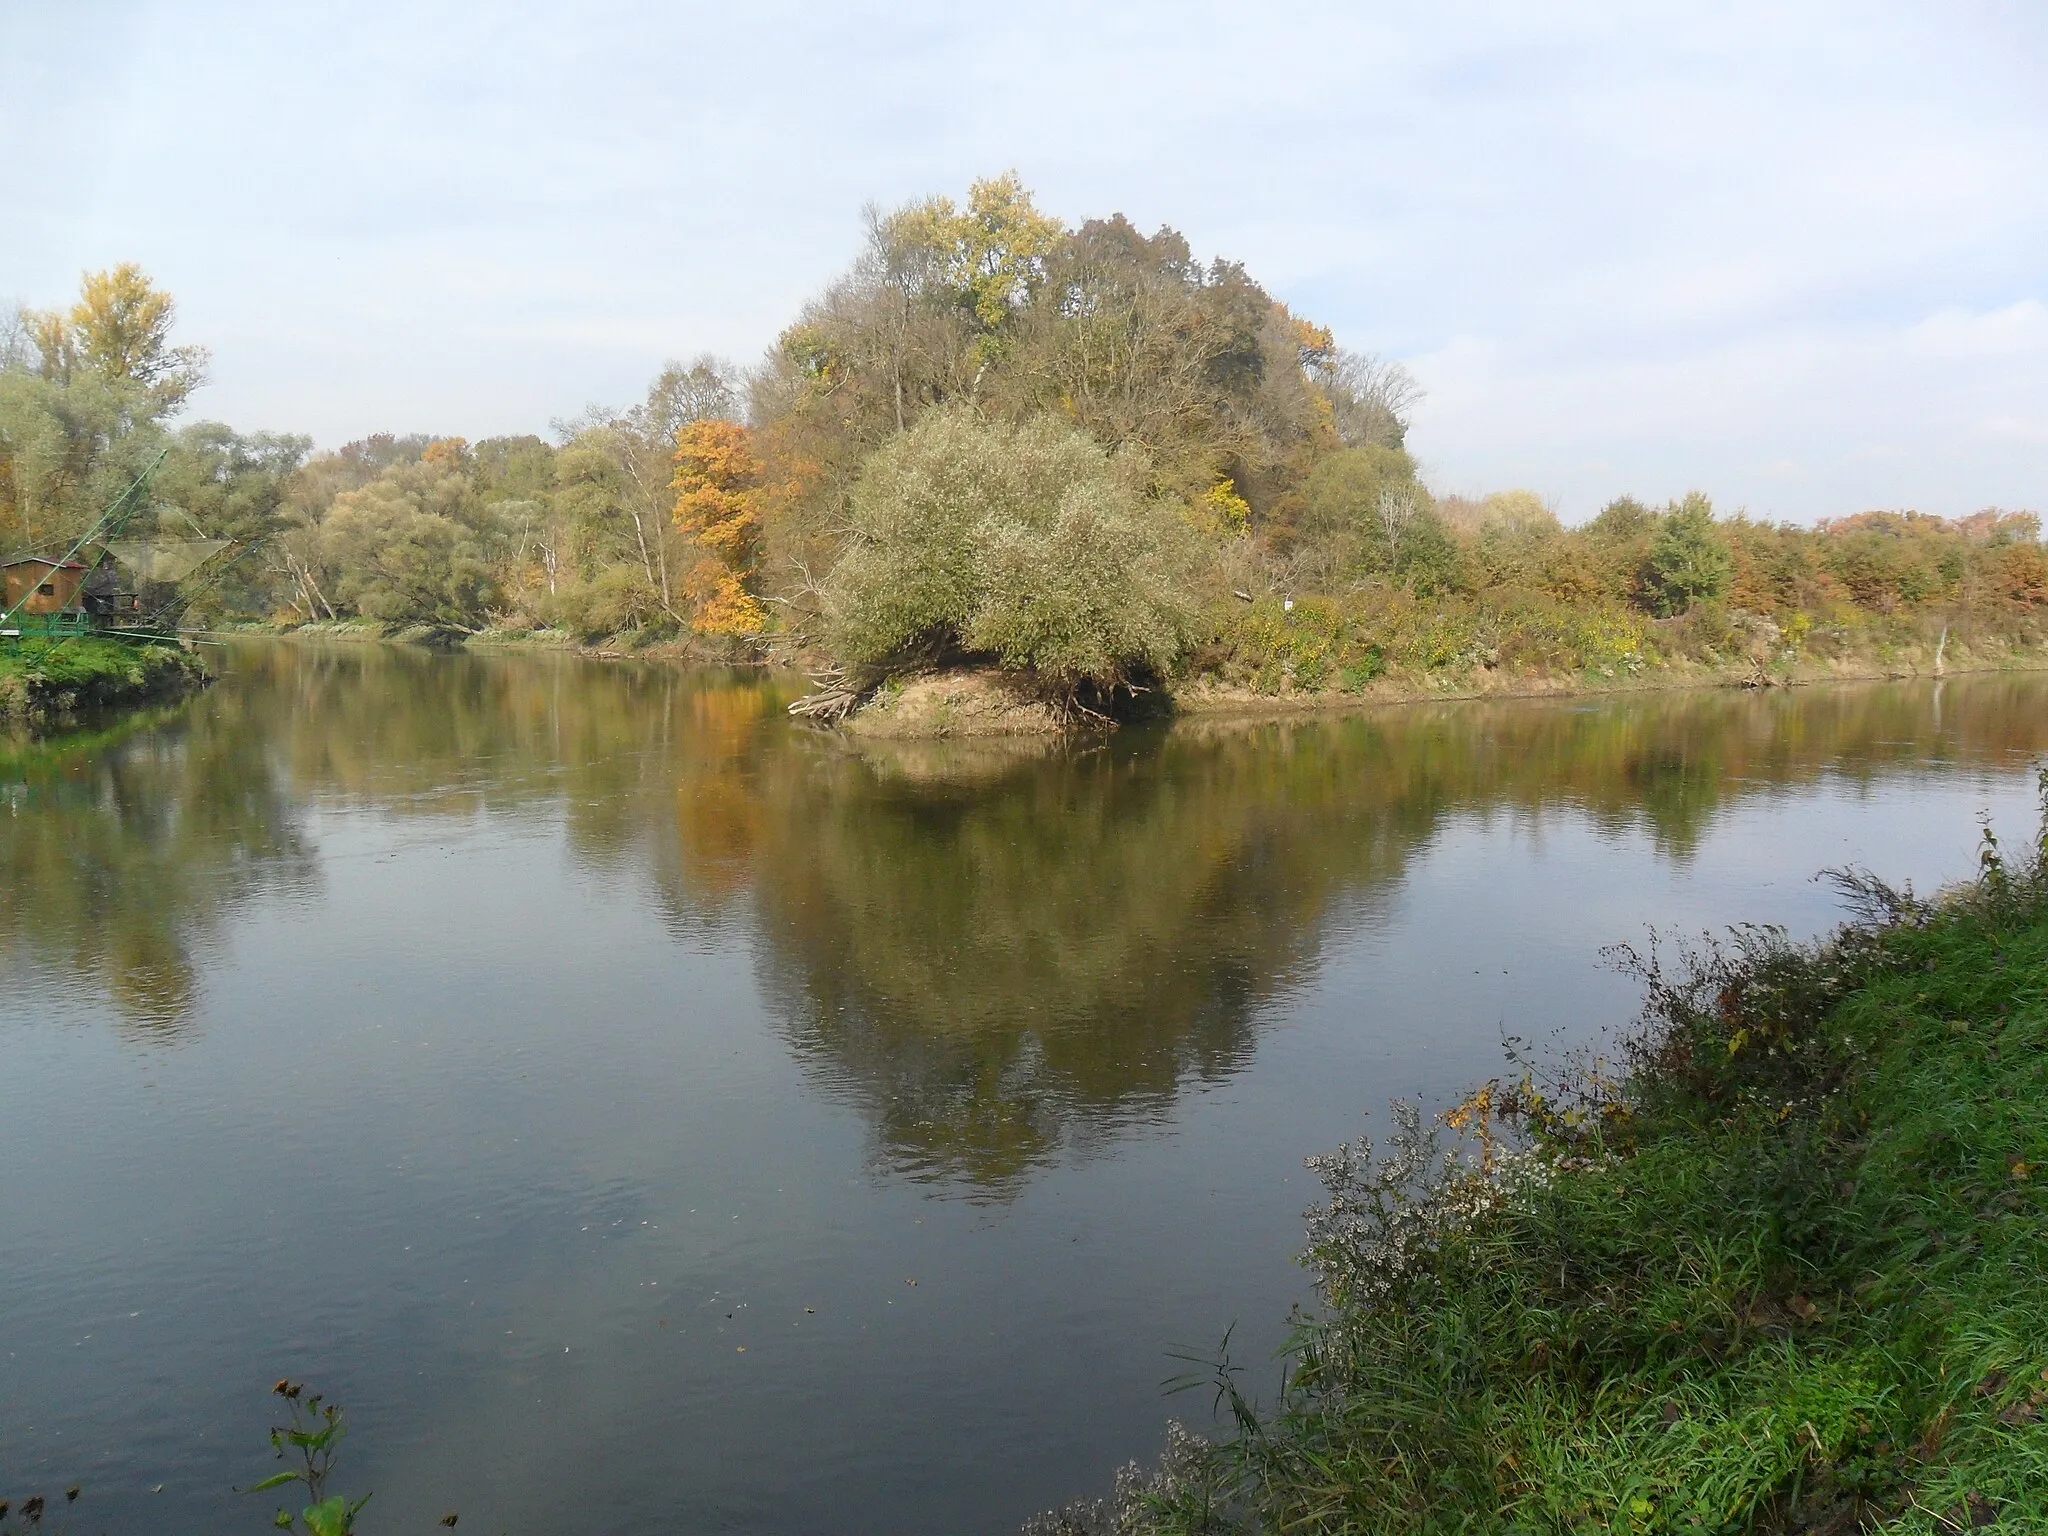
[[1, 613, 97, 639]]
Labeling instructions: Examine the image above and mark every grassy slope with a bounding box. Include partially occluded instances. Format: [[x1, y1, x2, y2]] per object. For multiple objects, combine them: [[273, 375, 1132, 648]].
[[1055, 780, 2048, 1535], [0, 637, 207, 721]]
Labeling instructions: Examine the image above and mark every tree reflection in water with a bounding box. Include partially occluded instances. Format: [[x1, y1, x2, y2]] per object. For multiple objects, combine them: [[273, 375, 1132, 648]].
[[8, 640, 2047, 1194], [1, 698, 316, 1039], [732, 677, 2048, 1194]]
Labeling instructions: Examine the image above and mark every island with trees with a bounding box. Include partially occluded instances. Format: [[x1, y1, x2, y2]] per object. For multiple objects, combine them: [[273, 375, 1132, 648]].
[[6, 177, 2043, 733]]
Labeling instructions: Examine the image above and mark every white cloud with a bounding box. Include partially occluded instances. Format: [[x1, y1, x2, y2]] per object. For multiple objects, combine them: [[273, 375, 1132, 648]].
[[1979, 414, 2048, 444], [3, 0, 2043, 518], [1405, 287, 2048, 517], [1908, 301, 2048, 358]]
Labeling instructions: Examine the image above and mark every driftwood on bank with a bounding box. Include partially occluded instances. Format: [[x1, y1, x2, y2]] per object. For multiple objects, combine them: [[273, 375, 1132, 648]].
[[788, 666, 862, 723]]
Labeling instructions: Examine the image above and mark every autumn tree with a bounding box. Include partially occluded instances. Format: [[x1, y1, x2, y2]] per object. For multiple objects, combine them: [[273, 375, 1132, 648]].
[[747, 178, 1431, 651], [0, 264, 209, 549], [998, 216, 1335, 518], [37, 264, 210, 413], [748, 176, 1067, 620], [672, 418, 765, 636], [546, 357, 739, 634]]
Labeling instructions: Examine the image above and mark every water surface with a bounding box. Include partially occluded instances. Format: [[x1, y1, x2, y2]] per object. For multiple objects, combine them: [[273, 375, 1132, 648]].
[[5, 644, 2046, 1532]]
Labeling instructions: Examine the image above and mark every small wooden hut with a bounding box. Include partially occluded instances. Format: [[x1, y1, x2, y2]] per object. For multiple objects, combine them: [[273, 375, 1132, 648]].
[[3, 556, 89, 616]]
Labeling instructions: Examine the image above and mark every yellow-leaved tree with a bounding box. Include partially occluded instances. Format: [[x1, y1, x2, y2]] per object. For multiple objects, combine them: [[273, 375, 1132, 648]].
[[672, 419, 765, 636], [33, 263, 210, 412], [2, 263, 210, 547]]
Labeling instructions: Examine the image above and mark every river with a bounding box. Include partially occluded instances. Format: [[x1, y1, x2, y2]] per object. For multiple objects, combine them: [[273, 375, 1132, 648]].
[[4, 642, 2046, 1533]]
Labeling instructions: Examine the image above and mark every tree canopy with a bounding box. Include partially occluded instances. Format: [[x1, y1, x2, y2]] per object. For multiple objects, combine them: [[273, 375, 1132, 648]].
[[7, 193, 2040, 692]]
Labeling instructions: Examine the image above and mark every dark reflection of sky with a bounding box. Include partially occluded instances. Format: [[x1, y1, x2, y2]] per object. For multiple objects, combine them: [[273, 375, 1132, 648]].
[[2, 648, 2045, 1535]]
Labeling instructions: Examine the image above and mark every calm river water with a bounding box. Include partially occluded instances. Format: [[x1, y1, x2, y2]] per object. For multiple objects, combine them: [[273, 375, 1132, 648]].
[[5, 643, 2047, 1533]]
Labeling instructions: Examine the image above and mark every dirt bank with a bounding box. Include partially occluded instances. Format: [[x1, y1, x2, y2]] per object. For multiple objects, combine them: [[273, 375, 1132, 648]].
[[840, 671, 1069, 739]]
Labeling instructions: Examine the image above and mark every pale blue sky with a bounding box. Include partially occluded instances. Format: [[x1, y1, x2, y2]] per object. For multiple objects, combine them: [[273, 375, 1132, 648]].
[[5, 0, 2043, 520]]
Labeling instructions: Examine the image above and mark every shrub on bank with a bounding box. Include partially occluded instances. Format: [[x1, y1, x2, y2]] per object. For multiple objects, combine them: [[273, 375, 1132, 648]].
[[1037, 769, 2048, 1533], [824, 408, 1202, 697]]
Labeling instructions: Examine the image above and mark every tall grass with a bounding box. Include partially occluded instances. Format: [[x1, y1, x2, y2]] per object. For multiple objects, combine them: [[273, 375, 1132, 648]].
[[1037, 769, 2048, 1533]]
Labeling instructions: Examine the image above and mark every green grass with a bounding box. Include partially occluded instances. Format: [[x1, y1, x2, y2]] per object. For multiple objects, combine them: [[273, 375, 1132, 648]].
[[0, 636, 207, 721], [1044, 773, 2048, 1535]]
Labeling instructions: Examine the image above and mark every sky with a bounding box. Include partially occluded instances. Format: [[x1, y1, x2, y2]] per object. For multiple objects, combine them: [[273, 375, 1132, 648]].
[[3, 0, 2044, 522]]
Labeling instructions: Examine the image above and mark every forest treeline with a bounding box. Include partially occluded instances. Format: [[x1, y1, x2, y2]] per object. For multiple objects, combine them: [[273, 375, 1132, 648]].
[[5, 178, 2044, 704]]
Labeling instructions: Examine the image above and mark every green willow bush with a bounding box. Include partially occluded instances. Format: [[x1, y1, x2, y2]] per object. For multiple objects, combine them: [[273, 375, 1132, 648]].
[[824, 408, 1200, 696]]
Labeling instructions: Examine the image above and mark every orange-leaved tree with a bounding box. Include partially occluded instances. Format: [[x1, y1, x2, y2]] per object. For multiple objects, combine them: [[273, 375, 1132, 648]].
[[672, 419, 765, 636]]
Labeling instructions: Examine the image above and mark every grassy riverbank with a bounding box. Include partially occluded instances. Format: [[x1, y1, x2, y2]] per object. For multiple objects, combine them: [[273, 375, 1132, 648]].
[[0, 637, 208, 725], [1189, 593, 2044, 708], [1047, 774, 2048, 1534]]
